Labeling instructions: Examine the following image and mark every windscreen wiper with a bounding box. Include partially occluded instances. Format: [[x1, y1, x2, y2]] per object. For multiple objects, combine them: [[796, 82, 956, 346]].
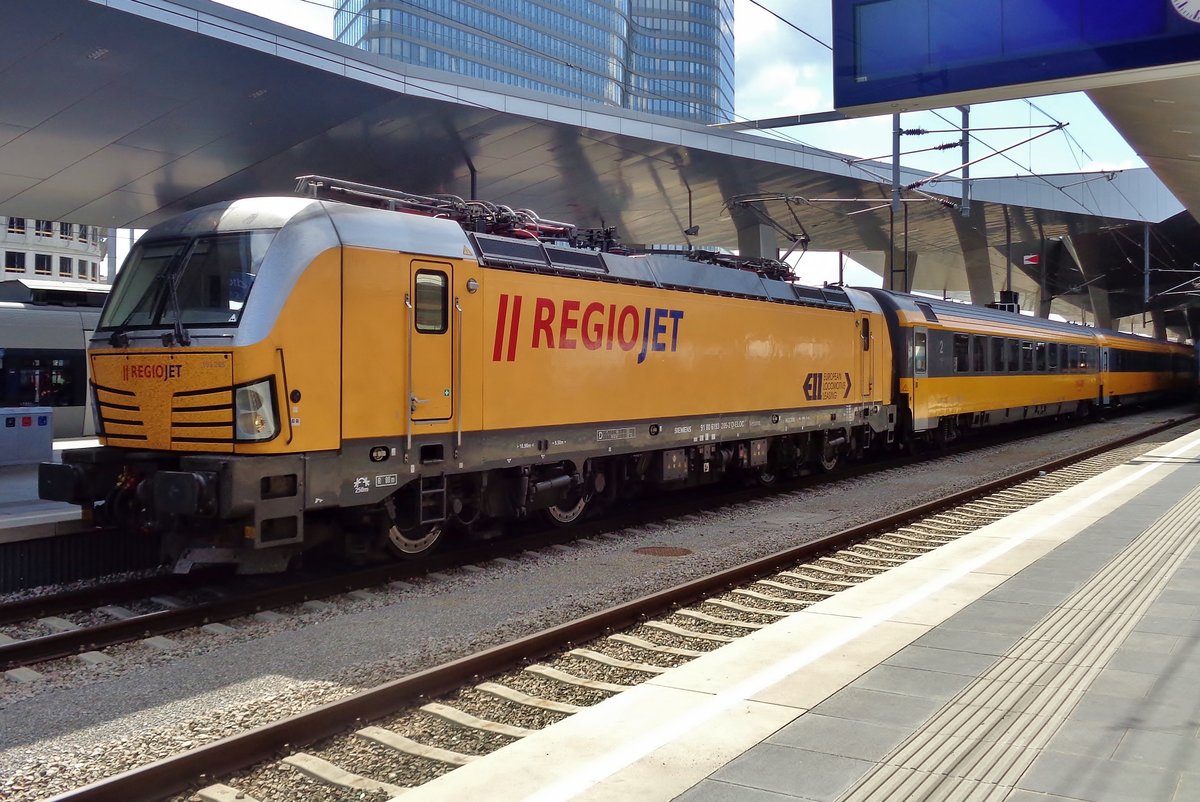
[[162, 241, 197, 347]]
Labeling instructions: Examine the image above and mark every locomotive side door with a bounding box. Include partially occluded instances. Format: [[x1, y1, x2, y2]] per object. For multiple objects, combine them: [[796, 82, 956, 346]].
[[858, 314, 873, 397], [408, 261, 454, 422]]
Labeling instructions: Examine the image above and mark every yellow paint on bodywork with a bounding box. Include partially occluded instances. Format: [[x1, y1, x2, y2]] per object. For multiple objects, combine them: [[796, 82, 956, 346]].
[[235, 247, 342, 454], [477, 270, 890, 429], [340, 247, 483, 441]]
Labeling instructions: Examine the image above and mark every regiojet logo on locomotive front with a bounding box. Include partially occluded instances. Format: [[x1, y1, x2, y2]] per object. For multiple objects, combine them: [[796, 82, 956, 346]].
[[122, 363, 183, 382], [492, 294, 684, 364]]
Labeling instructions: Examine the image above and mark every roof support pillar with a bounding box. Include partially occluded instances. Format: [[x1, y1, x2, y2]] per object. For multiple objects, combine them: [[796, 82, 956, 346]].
[[951, 203, 993, 305], [730, 206, 779, 260], [1035, 238, 1052, 318], [883, 246, 915, 292], [1186, 307, 1200, 343], [1151, 309, 1167, 340], [1061, 234, 1114, 330]]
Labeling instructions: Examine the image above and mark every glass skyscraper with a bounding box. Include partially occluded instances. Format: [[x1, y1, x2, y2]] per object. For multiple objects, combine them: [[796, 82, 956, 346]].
[[334, 0, 734, 124]]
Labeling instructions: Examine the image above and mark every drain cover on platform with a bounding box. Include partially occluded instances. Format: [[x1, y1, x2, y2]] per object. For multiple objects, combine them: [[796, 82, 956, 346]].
[[634, 546, 693, 557]]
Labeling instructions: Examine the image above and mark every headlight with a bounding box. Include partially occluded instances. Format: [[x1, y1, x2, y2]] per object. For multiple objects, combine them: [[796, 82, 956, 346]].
[[234, 378, 278, 441]]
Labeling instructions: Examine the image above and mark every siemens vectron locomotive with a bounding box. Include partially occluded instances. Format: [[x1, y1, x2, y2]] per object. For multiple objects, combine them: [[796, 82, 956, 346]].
[[39, 177, 1195, 572]]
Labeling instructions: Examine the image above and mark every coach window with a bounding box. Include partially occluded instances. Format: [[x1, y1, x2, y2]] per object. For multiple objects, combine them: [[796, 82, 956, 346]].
[[1004, 338, 1018, 371], [1035, 342, 1047, 372], [0, 351, 81, 407], [991, 337, 1005, 372], [414, 270, 448, 333], [1020, 341, 1033, 372], [1068, 345, 1079, 372], [1047, 342, 1058, 372], [971, 335, 985, 372], [953, 333, 969, 373]]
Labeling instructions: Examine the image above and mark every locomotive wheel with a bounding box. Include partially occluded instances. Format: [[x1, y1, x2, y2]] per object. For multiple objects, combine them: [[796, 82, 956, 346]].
[[755, 468, 778, 486], [386, 521, 443, 558], [542, 491, 591, 526], [816, 434, 840, 473], [382, 492, 444, 559]]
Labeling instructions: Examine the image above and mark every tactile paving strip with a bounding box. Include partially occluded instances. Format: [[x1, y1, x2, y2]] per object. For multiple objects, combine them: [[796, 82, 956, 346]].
[[839, 483, 1200, 801]]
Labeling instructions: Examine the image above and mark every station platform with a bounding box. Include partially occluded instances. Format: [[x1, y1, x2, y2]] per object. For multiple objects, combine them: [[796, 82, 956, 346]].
[[0, 439, 95, 543], [399, 423, 1200, 802]]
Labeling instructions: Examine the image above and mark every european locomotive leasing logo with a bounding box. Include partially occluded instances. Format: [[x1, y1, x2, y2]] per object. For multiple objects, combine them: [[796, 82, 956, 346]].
[[492, 294, 684, 364], [122, 364, 183, 382]]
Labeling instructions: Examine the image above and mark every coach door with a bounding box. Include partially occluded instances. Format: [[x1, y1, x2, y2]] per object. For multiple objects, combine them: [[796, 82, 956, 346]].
[[911, 325, 927, 399], [408, 261, 454, 422]]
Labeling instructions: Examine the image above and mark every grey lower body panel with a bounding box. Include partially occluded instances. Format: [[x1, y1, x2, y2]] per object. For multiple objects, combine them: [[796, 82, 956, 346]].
[[328, 402, 896, 509]]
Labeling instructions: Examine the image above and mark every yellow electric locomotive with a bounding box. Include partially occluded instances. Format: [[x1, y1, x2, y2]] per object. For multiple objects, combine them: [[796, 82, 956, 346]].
[[40, 177, 895, 571]]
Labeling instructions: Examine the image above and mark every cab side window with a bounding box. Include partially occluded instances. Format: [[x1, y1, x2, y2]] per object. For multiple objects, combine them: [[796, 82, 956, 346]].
[[414, 270, 448, 334]]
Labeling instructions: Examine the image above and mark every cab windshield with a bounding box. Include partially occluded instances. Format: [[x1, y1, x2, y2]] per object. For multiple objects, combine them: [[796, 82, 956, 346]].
[[98, 231, 277, 330]]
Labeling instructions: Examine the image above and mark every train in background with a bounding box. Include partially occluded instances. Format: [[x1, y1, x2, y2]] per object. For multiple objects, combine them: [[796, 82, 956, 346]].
[[38, 177, 1196, 573], [0, 279, 107, 438]]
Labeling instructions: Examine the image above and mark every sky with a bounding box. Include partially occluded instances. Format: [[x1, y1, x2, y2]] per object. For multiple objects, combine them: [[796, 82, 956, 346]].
[[186, 0, 1147, 288]]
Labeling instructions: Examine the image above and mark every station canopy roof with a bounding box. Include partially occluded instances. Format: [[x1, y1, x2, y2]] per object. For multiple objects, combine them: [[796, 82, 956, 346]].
[[1, 0, 1198, 334]]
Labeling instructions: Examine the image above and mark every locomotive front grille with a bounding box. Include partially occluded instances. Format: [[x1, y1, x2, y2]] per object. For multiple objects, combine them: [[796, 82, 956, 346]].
[[171, 387, 234, 444], [94, 384, 147, 442], [90, 351, 235, 451]]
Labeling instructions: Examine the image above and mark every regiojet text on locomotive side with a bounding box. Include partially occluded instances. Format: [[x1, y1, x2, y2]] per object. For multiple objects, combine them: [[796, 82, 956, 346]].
[[492, 293, 685, 364]]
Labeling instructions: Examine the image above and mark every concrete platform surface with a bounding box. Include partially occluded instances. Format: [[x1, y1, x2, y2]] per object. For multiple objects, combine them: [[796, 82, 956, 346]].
[[0, 439, 96, 538], [393, 425, 1200, 802]]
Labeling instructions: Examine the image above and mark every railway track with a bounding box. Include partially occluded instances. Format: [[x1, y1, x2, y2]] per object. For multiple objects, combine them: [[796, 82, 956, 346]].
[[0, 411, 1167, 675], [39, 414, 1196, 802]]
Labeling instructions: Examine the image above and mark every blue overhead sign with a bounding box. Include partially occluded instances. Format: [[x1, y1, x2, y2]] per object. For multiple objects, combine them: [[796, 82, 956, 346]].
[[833, 0, 1200, 113]]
